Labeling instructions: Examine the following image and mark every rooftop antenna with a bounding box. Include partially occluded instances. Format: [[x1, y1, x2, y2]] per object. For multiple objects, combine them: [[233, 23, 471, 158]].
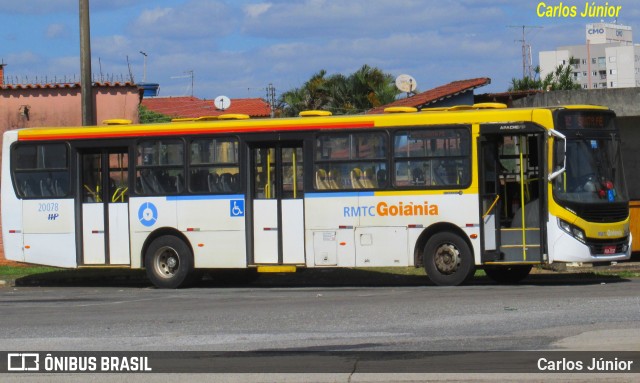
[[126, 55, 134, 82], [508, 25, 542, 79], [171, 70, 194, 97]]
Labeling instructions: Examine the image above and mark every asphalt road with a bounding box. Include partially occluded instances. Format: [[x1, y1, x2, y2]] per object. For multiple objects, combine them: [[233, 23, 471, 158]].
[[0, 274, 638, 351], [0, 272, 638, 382]]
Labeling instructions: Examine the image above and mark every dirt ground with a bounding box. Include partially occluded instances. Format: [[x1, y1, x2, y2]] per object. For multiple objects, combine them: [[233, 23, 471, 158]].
[[0, 256, 28, 267]]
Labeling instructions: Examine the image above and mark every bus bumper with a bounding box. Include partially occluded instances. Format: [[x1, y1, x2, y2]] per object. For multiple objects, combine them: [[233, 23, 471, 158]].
[[550, 230, 632, 263]]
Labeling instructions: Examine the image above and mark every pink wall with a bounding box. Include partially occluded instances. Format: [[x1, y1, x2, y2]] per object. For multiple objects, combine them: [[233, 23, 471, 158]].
[[0, 84, 140, 130]]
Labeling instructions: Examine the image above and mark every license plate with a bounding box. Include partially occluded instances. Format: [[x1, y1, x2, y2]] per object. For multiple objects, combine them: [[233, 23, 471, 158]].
[[603, 246, 616, 255]]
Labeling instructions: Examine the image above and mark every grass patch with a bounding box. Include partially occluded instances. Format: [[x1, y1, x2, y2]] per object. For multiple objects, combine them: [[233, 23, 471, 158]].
[[592, 270, 640, 278], [0, 265, 61, 278]]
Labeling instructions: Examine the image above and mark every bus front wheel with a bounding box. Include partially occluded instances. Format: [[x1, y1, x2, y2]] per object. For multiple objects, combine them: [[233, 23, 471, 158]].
[[145, 235, 194, 289], [423, 232, 475, 286], [484, 265, 532, 284]]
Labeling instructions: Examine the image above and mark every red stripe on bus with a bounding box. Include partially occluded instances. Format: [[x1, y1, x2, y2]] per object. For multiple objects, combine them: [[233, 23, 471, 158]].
[[18, 121, 375, 141]]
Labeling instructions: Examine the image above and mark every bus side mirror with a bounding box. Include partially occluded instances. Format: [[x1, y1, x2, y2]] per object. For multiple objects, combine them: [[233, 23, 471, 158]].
[[548, 130, 566, 182]]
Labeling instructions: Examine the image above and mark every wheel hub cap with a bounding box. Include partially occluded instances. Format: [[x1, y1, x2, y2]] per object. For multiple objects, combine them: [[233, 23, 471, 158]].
[[434, 244, 460, 275]]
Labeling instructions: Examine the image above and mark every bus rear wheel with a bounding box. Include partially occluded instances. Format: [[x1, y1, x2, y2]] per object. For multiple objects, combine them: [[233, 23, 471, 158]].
[[145, 235, 194, 289], [423, 232, 475, 286], [484, 265, 532, 284]]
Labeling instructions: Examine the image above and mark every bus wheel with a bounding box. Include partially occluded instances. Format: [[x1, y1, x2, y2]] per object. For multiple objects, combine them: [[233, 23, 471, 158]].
[[484, 265, 532, 284], [423, 232, 475, 286], [145, 235, 194, 289]]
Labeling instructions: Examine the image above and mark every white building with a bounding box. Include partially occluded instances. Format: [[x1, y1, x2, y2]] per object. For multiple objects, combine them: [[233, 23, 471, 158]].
[[539, 23, 640, 89]]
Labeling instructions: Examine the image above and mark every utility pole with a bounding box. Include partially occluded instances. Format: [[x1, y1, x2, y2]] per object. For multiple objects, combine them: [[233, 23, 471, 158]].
[[140, 51, 148, 82], [508, 25, 542, 79], [79, 0, 95, 125], [266, 83, 276, 118]]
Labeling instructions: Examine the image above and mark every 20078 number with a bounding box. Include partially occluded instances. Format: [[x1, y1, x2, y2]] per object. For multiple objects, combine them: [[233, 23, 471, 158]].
[[38, 203, 59, 212]]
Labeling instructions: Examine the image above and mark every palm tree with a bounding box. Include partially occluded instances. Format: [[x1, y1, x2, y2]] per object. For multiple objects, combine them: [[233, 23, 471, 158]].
[[542, 62, 581, 91], [277, 65, 399, 116], [278, 70, 330, 116], [509, 60, 580, 91]]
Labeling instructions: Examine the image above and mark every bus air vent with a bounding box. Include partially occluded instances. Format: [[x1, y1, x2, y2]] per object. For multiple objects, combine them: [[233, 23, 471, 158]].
[[299, 110, 333, 117], [383, 107, 418, 113], [472, 103, 508, 109], [218, 114, 250, 120], [102, 119, 132, 125]]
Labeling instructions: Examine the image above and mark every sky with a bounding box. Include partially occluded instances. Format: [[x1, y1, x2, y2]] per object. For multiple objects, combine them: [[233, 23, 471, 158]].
[[2, 0, 640, 100]]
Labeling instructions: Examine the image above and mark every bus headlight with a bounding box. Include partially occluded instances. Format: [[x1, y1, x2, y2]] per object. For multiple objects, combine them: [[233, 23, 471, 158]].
[[558, 218, 586, 243]]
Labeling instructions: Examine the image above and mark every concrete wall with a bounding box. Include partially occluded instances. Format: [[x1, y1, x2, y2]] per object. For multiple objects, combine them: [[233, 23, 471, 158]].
[[512, 87, 640, 117]]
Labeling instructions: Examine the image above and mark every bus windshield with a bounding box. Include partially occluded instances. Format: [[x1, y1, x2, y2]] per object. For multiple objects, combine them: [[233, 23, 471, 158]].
[[553, 109, 629, 222], [553, 130, 628, 206]]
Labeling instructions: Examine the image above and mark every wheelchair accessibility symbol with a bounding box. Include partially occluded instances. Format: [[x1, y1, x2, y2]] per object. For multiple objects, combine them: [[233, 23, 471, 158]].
[[230, 200, 244, 217], [138, 202, 158, 227]]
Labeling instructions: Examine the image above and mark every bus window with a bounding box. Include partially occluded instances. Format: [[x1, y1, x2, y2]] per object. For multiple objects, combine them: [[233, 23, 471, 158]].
[[314, 132, 387, 190], [12, 143, 69, 198], [189, 138, 239, 194], [393, 127, 470, 188], [135, 139, 185, 195]]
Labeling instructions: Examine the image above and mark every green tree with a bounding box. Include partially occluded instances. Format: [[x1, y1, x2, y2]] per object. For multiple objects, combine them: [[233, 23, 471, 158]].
[[541, 62, 581, 91], [138, 105, 172, 124], [278, 65, 399, 116], [509, 60, 581, 92]]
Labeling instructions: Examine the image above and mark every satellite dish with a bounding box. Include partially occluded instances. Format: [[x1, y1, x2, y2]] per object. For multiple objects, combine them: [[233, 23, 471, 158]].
[[214, 95, 231, 111], [395, 74, 417, 93]]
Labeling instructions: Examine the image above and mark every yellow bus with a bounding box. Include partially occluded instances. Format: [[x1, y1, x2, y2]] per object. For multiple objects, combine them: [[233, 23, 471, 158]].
[[1, 104, 631, 287]]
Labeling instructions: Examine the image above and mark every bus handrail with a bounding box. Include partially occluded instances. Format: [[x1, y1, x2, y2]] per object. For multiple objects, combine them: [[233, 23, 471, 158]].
[[112, 187, 128, 203], [482, 195, 500, 219]]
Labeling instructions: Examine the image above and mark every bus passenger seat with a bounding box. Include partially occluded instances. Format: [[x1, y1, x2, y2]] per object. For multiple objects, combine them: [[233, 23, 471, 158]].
[[315, 169, 329, 190], [377, 169, 388, 188], [220, 173, 234, 193], [40, 178, 55, 197], [412, 168, 425, 185], [208, 173, 220, 193], [175, 173, 184, 193], [327, 170, 341, 189], [21, 179, 35, 197], [140, 170, 162, 194], [231, 173, 240, 192], [362, 168, 377, 188], [350, 168, 364, 189]]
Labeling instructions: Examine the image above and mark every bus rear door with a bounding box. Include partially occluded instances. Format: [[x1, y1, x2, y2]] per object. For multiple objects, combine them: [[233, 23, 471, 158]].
[[250, 143, 305, 265]]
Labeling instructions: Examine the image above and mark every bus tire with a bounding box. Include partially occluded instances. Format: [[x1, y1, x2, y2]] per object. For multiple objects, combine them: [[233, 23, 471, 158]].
[[145, 235, 194, 289], [484, 265, 532, 284], [423, 232, 475, 286]]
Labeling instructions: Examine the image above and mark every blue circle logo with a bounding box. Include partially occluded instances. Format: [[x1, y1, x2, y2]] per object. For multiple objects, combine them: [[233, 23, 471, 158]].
[[138, 202, 158, 227]]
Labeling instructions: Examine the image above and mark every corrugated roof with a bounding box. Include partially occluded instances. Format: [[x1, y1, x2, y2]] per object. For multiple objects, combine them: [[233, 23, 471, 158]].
[[141, 96, 271, 118], [367, 77, 491, 114]]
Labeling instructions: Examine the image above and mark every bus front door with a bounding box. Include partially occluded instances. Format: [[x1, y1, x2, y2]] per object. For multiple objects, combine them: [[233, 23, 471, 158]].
[[79, 149, 130, 265], [479, 132, 545, 263], [251, 145, 305, 265]]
